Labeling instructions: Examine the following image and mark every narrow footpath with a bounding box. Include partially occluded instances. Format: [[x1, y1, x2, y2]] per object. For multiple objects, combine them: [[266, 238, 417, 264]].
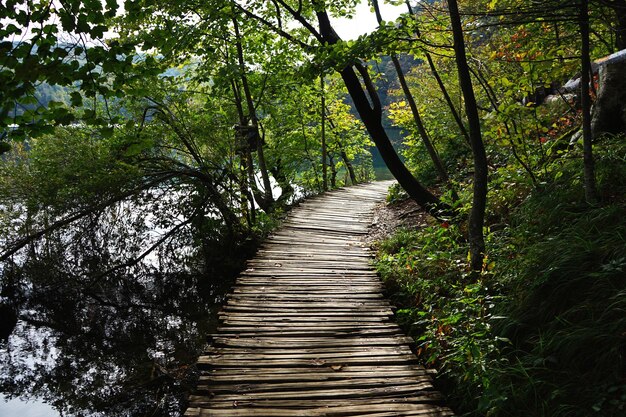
[[185, 181, 454, 417]]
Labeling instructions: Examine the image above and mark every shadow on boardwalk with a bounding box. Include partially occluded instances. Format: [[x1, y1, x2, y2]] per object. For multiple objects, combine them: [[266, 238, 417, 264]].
[[185, 181, 455, 417]]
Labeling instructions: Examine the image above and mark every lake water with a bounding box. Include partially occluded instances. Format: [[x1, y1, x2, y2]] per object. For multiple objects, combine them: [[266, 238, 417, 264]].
[[0, 187, 246, 416], [0, 396, 59, 417]]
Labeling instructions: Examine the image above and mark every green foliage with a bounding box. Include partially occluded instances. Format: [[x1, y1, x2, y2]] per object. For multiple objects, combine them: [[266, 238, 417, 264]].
[[0, 128, 138, 212], [387, 56, 472, 186], [481, 142, 626, 416], [375, 223, 504, 413], [485, 206, 626, 417], [386, 183, 409, 203], [376, 136, 626, 417]]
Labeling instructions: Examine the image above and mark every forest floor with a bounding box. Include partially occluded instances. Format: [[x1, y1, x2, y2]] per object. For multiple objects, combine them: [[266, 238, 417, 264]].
[[365, 196, 430, 245]]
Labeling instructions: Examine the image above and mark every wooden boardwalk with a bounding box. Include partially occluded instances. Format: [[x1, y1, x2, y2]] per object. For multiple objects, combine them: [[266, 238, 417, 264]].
[[185, 182, 454, 417]]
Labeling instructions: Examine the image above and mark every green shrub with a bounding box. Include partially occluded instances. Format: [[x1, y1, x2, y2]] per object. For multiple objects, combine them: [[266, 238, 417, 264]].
[[375, 135, 626, 417]]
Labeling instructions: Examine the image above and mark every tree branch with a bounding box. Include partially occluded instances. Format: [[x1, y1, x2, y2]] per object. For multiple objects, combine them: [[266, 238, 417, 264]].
[[0, 175, 175, 262], [231, 2, 314, 51]]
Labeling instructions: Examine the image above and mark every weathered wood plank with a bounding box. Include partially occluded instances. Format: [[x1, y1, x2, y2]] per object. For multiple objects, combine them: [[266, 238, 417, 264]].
[[212, 328, 407, 337], [194, 382, 435, 401], [189, 394, 443, 408], [210, 337, 413, 348], [201, 364, 427, 375], [185, 405, 453, 417]]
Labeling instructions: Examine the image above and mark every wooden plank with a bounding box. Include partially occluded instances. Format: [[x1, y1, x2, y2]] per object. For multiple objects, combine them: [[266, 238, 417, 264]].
[[219, 305, 390, 312], [200, 371, 430, 384], [212, 328, 407, 337], [186, 405, 453, 417], [189, 394, 443, 408], [198, 354, 420, 367], [194, 382, 434, 401], [210, 337, 413, 348], [219, 312, 390, 320], [224, 301, 393, 309], [232, 283, 383, 290], [205, 345, 414, 357], [216, 323, 402, 332], [198, 376, 434, 395], [235, 276, 379, 282], [228, 288, 384, 302], [202, 364, 426, 374]]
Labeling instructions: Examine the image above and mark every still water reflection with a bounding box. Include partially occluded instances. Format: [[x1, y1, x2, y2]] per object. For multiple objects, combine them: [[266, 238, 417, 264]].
[[1, 395, 59, 416], [0, 192, 246, 416]]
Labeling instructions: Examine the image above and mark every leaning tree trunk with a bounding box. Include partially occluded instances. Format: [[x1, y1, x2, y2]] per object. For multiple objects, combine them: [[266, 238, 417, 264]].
[[233, 12, 275, 212], [371, 0, 452, 189], [390, 54, 459, 201], [404, 0, 471, 146], [315, 9, 454, 220], [340, 148, 357, 185], [447, 0, 489, 271]]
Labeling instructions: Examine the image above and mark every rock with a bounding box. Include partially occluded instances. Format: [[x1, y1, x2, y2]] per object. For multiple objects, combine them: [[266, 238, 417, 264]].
[[592, 59, 626, 137], [569, 130, 583, 146], [545, 93, 576, 105]]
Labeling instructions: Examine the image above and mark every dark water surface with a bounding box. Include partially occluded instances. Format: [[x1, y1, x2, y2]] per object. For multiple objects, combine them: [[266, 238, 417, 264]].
[[0, 259, 237, 416], [0, 261, 234, 416], [0, 195, 246, 416]]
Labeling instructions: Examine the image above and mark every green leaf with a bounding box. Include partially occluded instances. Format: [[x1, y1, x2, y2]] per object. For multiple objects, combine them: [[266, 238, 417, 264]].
[[100, 126, 115, 138], [0, 141, 11, 155], [70, 91, 83, 107]]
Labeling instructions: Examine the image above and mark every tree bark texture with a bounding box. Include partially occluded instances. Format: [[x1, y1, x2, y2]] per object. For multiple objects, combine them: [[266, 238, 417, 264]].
[[340, 149, 357, 185], [579, 0, 599, 203], [233, 12, 275, 211], [315, 9, 453, 219]]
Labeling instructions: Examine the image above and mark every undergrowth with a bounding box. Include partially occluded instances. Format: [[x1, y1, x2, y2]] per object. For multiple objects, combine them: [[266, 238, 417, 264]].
[[374, 135, 626, 416]]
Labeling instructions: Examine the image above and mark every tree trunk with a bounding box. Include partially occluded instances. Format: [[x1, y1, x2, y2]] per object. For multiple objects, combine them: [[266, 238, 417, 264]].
[[315, 9, 454, 220], [231, 81, 256, 225], [390, 55, 456, 197], [321, 75, 328, 191], [329, 154, 337, 188], [447, 0, 489, 271], [271, 158, 295, 207], [611, 0, 626, 50], [325, 110, 358, 185], [233, 12, 275, 211], [254, 128, 275, 210], [340, 148, 357, 185], [404, 0, 471, 146], [579, 0, 599, 203], [245, 148, 267, 213], [373, 0, 459, 186], [239, 157, 254, 226]]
